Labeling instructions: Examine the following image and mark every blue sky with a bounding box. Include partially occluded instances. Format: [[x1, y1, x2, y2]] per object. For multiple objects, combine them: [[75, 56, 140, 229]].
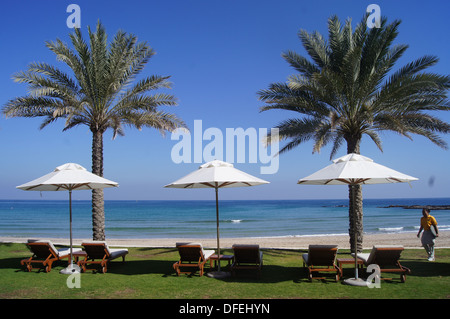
[[0, 0, 449, 201]]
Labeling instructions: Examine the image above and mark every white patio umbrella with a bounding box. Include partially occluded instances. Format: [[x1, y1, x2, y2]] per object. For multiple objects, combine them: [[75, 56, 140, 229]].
[[165, 160, 269, 278], [298, 153, 418, 286], [17, 163, 118, 274]]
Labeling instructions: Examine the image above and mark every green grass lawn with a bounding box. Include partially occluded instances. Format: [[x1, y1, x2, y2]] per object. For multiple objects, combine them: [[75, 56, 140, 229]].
[[1, 243, 449, 300]]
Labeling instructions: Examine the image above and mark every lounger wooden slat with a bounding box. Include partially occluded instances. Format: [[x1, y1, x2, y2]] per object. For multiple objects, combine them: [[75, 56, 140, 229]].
[[302, 245, 340, 282], [173, 243, 215, 277]]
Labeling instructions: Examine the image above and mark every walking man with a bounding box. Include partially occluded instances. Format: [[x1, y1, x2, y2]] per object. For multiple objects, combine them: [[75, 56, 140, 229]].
[[417, 208, 439, 261]]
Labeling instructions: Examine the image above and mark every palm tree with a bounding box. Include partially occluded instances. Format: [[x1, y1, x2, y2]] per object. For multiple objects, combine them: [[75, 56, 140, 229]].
[[3, 22, 186, 241], [258, 15, 450, 252]]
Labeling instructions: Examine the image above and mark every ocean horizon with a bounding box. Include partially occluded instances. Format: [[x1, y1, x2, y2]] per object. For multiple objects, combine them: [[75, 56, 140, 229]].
[[1, 198, 449, 240]]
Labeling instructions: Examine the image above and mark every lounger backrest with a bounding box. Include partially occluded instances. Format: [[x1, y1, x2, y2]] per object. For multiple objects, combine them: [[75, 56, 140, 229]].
[[26, 240, 58, 258], [232, 245, 261, 263], [176, 243, 205, 261], [367, 246, 404, 266], [82, 242, 110, 259], [27, 242, 56, 258], [308, 245, 338, 266]]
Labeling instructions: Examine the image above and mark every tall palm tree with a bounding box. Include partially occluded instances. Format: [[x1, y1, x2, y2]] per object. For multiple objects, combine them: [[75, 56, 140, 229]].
[[258, 15, 450, 252], [3, 22, 186, 241]]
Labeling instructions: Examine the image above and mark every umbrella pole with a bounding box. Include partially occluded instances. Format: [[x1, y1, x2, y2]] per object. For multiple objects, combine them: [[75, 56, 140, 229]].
[[351, 184, 360, 280], [69, 189, 73, 267], [207, 186, 230, 278], [215, 187, 221, 272], [60, 188, 79, 274], [343, 184, 366, 286], [353, 185, 358, 280]]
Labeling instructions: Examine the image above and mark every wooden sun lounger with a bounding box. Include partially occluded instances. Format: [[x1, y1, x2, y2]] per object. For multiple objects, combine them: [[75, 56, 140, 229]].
[[77, 241, 129, 273], [173, 243, 215, 277], [353, 245, 411, 282], [21, 240, 81, 273], [230, 244, 263, 278], [302, 245, 340, 282]]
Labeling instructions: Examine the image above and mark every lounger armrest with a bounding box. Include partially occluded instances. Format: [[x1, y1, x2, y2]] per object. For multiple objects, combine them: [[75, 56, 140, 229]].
[[57, 247, 82, 257], [109, 248, 129, 260], [203, 250, 215, 260], [302, 253, 309, 265], [352, 253, 370, 263]]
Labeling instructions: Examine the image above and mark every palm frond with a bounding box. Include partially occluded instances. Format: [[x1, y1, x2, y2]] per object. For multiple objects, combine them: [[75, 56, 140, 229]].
[[282, 50, 319, 77], [2, 21, 184, 140], [258, 13, 450, 158], [121, 110, 186, 136], [329, 135, 345, 159], [298, 29, 330, 68]]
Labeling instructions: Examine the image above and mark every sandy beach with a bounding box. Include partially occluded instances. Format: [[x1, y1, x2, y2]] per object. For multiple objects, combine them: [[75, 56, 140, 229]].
[[2, 231, 449, 250]]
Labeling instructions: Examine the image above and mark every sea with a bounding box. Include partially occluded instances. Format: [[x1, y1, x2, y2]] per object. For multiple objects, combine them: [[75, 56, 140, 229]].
[[0, 198, 449, 240]]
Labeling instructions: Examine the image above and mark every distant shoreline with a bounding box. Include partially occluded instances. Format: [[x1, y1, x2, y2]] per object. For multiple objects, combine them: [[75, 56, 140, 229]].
[[380, 205, 450, 210]]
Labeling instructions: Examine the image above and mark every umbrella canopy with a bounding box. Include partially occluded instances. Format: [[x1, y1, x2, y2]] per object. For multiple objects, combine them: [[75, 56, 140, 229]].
[[165, 160, 269, 277], [298, 153, 418, 186], [17, 163, 118, 274], [165, 160, 269, 189], [17, 163, 118, 191], [297, 153, 418, 286]]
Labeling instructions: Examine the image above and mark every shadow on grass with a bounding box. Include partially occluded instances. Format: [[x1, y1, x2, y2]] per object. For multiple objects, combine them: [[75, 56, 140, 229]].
[[0, 256, 177, 276], [210, 265, 341, 284], [89, 260, 311, 283], [111, 259, 177, 276], [0, 257, 24, 269], [0, 257, 76, 273], [110, 261, 303, 283], [402, 260, 450, 278]]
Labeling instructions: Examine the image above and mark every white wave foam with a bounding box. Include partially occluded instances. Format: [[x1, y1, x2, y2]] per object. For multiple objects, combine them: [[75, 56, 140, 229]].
[[378, 227, 404, 232]]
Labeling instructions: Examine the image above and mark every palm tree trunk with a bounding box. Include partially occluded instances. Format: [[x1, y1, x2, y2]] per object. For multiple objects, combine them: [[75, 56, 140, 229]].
[[346, 135, 363, 253], [348, 184, 363, 253], [91, 129, 105, 241]]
